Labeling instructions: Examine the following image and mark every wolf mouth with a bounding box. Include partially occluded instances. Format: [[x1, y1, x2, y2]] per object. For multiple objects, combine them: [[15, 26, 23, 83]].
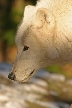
[[18, 69, 35, 82], [29, 69, 35, 77]]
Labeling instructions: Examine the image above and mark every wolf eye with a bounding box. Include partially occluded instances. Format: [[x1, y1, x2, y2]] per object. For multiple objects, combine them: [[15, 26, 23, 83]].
[[23, 45, 29, 51]]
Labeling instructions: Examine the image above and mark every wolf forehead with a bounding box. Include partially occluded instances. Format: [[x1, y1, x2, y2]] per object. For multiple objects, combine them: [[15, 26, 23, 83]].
[[15, 4, 41, 43], [15, 6, 34, 46], [15, 25, 31, 46]]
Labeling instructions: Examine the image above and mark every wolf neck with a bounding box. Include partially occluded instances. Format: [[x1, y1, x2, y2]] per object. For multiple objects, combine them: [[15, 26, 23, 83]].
[[36, 0, 71, 15], [36, 0, 57, 11]]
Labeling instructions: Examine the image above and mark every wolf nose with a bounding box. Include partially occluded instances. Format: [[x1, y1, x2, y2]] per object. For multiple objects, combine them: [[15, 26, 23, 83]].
[[8, 72, 16, 80]]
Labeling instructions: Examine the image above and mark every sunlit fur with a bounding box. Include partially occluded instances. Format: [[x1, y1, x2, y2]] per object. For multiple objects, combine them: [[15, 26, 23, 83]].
[[9, 0, 72, 82]]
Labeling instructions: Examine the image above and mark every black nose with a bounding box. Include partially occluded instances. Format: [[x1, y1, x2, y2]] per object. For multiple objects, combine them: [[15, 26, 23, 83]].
[[8, 72, 16, 80]]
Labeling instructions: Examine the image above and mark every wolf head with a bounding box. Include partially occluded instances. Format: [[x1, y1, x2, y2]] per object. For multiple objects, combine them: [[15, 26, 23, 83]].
[[8, 6, 56, 82]]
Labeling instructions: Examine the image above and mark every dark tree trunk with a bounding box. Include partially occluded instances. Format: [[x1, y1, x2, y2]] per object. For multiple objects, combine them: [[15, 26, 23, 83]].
[[0, 0, 13, 62]]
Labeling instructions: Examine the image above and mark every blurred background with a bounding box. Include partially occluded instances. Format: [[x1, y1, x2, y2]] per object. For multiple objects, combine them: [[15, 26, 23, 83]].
[[0, 0, 36, 63], [0, 0, 72, 108]]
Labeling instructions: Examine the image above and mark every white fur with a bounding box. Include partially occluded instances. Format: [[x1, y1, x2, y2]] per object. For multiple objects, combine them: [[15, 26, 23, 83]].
[[9, 0, 72, 82]]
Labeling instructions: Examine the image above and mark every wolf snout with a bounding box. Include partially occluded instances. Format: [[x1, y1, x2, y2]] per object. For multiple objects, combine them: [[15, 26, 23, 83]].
[[8, 72, 16, 80]]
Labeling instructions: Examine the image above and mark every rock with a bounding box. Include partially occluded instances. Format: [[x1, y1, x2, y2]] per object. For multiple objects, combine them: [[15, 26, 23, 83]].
[[70, 104, 72, 108], [66, 79, 72, 85], [0, 63, 71, 108], [48, 73, 66, 82], [0, 75, 12, 85]]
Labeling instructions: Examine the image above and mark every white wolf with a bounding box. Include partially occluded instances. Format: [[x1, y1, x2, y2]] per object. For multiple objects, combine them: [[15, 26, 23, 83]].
[[8, 0, 72, 82]]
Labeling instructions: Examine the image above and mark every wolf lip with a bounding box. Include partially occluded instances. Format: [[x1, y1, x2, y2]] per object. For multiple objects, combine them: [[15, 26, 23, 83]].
[[29, 69, 35, 76]]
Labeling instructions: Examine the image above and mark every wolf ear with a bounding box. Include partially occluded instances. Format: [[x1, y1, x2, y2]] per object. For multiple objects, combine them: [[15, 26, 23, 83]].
[[34, 8, 55, 28], [23, 5, 35, 21]]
